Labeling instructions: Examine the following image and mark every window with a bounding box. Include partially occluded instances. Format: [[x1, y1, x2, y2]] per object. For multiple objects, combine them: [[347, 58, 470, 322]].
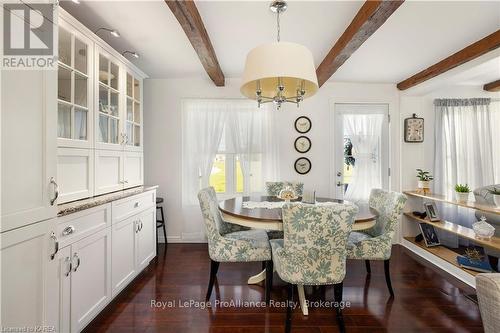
[[182, 99, 278, 205], [208, 127, 261, 196]]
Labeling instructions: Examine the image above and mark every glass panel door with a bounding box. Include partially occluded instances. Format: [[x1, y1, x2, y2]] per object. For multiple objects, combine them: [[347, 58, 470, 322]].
[[333, 104, 389, 202], [125, 71, 141, 147], [57, 26, 90, 143], [97, 52, 121, 145]]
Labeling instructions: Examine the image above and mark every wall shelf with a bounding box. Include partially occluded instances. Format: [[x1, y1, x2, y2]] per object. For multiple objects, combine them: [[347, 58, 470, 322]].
[[403, 237, 479, 276], [403, 212, 500, 251], [404, 190, 500, 215]]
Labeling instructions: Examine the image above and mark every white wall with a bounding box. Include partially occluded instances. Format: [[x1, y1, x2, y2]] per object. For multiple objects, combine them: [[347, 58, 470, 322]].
[[144, 78, 401, 243]]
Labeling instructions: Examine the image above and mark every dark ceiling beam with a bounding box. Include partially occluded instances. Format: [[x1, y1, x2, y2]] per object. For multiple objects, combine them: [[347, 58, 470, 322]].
[[398, 30, 500, 90], [483, 79, 500, 92], [165, 0, 225, 86], [316, 0, 404, 87]]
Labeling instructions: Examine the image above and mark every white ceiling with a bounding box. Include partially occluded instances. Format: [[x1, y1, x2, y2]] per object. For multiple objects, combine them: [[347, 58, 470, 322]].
[[61, 0, 500, 85]]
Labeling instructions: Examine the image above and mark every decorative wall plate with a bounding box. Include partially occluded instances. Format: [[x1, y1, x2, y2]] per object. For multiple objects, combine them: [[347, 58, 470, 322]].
[[294, 116, 312, 133], [294, 136, 311, 153], [404, 113, 424, 142], [294, 157, 311, 175]]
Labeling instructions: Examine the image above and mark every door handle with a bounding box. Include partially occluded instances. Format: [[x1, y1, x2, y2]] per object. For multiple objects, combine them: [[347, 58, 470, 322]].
[[72, 253, 81, 272], [135, 221, 140, 233], [49, 177, 59, 206], [336, 181, 345, 187], [49, 232, 59, 260], [64, 257, 72, 277]]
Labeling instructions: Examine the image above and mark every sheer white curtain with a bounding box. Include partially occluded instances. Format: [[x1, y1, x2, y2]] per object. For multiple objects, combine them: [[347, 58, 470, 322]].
[[434, 98, 500, 197], [182, 99, 279, 203], [226, 103, 279, 195], [344, 114, 384, 203], [182, 100, 228, 206]]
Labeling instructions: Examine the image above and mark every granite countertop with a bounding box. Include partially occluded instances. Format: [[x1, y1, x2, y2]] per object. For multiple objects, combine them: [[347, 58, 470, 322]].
[[57, 185, 159, 217]]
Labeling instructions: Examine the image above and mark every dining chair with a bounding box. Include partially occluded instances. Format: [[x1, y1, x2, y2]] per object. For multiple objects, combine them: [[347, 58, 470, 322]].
[[197, 187, 273, 302], [265, 181, 304, 197], [270, 202, 358, 333], [347, 189, 407, 297]]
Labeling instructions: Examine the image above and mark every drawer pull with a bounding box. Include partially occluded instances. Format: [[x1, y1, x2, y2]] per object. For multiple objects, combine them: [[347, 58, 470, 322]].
[[62, 226, 75, 236], [134, 202, 140, 208]]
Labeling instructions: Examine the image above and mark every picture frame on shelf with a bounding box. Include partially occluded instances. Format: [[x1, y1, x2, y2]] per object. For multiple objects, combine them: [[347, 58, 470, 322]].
[[419, 223, 441, 247], [423, 202, 440, 221]]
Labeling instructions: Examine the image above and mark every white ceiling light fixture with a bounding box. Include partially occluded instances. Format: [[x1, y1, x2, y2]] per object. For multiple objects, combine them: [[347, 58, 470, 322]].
[[241, 0, 318, 110]]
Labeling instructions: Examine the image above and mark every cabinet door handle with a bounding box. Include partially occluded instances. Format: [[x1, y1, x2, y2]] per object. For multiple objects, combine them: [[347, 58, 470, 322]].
[[135, 221, 139, 233], [64, 257, 72, 277], [124, 180, 129, 184], [62, 226, 75, 236], [134, 202, 140, 208], [140, 221, 143, 231], [72, 253, 81, 272], [50, 177, 59, 206], [49, 232, 59, 260]]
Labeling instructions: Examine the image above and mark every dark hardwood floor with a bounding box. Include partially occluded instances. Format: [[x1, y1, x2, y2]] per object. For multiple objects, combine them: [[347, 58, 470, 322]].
[[84, 244, 484, 333]]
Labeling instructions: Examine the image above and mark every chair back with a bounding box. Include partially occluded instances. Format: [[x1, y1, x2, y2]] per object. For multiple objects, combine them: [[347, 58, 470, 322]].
[[365, 189, 407, 238], [197, 187, 226, 246], [266, 181, 304, 196], [281, 203, 358, 284]]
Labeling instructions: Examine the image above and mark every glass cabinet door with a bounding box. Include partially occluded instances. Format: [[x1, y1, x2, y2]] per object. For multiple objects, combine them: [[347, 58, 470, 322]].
[[125, 72, 141, 148], [57, 26, 90, 144], [97, 51, 121, 146]]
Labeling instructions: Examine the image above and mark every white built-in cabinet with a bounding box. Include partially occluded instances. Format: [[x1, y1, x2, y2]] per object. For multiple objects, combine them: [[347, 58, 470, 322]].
[[57, 10, 146, 203]]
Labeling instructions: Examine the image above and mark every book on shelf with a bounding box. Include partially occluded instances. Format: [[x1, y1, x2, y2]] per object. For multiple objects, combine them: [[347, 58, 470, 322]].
[[456, 246, 493, 273]]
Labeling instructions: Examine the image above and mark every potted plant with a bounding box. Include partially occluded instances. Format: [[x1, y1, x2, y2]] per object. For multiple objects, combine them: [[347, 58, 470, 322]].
[[487, 187, 500, 207], [416, 169, 433, 193], [454, 184, 470, 202]]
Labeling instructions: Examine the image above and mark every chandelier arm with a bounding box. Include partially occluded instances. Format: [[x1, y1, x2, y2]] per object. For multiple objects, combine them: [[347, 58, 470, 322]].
[[258, 96, 275, 101]]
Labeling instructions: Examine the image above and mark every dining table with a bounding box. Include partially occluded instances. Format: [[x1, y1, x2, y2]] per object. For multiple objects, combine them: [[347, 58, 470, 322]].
[[219, 195, 379, 315]]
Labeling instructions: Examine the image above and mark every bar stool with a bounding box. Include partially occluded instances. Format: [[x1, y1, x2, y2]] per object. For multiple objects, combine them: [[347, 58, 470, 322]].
[[156, 197, 167, 249]]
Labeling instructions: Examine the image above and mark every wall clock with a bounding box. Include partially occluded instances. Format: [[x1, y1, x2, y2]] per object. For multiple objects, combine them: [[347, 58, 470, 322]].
[[294, 136, 311, 153], [294, 116, 312, 133], [404, 113, 424, 142], [294, 157, 311, 175]]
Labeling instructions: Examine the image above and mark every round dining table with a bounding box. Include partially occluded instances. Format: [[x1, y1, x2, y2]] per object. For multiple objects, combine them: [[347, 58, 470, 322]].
[[218, 195, 378, 316]]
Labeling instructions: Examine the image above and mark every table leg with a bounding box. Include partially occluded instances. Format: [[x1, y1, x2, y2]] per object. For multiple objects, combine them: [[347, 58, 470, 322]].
[[297, 284, 309, 316], [248, 269, 266, 284]]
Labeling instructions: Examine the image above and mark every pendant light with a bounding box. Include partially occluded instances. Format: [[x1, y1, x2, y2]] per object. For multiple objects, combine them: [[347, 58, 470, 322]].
[[241, 1, 318, 110]]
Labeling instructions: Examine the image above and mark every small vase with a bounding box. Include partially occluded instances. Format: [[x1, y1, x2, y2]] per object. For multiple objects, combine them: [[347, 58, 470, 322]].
[[455, 192, 469, 203], [417, 180, 431, 194], [494, 194, 500, 207]]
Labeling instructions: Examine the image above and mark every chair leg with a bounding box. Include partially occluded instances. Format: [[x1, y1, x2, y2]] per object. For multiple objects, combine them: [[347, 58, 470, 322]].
[[285, 283, 294, 333], [365, 260, 371, 274], [205, 260, 220, 301], [265, 260, 273, 305], [159, 206, 167, 248], [333, 282, 345, 333], [384, 259, 394, 297]]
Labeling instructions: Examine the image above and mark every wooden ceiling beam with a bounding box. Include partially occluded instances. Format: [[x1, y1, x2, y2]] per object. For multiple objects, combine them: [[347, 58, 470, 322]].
[[165, 0, 225, 86], [398, 30, 500, 90], [316, 0, 404, 87], [483, 79, 500, 92]]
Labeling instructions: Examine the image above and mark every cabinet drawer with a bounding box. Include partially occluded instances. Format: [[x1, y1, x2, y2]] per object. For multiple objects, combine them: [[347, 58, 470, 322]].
[[56, 204, 111, 248], [112, 191, 155, 224]]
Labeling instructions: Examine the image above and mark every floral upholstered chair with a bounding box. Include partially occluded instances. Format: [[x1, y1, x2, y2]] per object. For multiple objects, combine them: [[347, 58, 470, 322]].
[[265, 181, 304, 197], [347, 189, 407, 297], [197, 187, 273, 302], [270, 202, 358, 333]]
